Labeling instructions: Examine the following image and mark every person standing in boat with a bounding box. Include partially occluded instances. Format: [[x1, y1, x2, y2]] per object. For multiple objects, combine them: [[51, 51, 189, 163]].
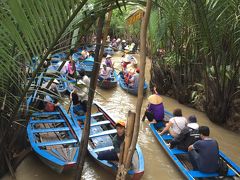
[[78, 69, 90, 88], [188, 126, 219, 173], [159, 108, 187, 137], [98, 120, 126, 161], [169, 115, 200, 151], [144, 87, 165, 129]]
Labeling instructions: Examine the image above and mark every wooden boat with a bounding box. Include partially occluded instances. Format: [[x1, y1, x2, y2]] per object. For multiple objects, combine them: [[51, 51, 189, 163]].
[[51, 53, 67, 65], [70, 102, 144, 179], [43, 74, 68, 93], [149, 111, 240, 180], [27, 96, 81, 173], [117, 73, 148, 96], [76, 56, 94, 76], [97, 70, 118, 89]]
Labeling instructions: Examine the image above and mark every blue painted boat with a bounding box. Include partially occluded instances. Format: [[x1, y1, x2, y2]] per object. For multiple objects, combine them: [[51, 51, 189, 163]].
[[27, 95, 81, 173], [43, 74, 68, 93], [51, 53, 67, 65], [70, 102, 144, 179], [149, 111, 240, 180], [76, 56, 94, 76], [66, 79, 76, 94], [97, 70, 118, 89], [117, 72, 148, 96]]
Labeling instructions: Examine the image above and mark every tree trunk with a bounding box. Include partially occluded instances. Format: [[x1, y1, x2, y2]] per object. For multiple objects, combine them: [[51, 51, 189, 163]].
[[75, 9, 112, 179], [116, 1, 152, 179]]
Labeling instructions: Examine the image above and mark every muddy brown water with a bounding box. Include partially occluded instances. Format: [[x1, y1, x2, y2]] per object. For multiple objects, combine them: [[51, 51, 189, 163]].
[[3, 52, 240, 180]]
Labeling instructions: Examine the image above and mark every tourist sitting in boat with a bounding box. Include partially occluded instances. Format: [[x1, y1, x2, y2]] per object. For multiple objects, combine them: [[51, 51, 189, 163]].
[[70, 80, 88, 113], [70, 90, 85, 116], [159, 108, 187, 137], [105, 54, 113, 68], [128, 68, 140, 89], [98, 120, 125, 161], [170, 115, 200, 151], [121, 56, 131, 70], [188, 126, 219, 173], [44, 95, 59, 112], [144, 87, 165, 129], [78, 69, 90, 87], [67, 55, 76, 78], [98, 63, 112, 81]]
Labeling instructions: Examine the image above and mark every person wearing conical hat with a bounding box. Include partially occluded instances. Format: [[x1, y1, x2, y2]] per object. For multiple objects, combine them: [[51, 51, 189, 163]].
[[144, 86, 165, 129]]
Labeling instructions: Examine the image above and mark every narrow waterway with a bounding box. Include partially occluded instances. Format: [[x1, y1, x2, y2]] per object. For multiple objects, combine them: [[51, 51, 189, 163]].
[[3, 52, 240, 180]]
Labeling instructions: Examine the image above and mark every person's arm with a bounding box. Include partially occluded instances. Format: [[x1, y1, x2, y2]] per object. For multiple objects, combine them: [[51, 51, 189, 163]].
[[159, 121, 173, 135], [113, 135, 120, 153], [188, 140, 199, 151], [170, 128, 188, 149]]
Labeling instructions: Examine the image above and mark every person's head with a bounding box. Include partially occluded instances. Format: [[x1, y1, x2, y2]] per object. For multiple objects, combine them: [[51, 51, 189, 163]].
[[188, 115, 197, 123], [199, 126, 210, 138], [106, 54, 112, 60], [173, 108, 182, 117], [116, 120, 126, 136]]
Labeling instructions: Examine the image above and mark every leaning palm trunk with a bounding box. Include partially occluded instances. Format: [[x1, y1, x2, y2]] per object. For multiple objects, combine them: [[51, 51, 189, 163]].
[[75, 8, 113, 178]]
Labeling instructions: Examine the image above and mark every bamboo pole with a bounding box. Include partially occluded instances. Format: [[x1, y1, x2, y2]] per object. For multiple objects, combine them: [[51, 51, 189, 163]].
[[124, 0, 153, 174], [116, 111, 135, 180], [75, 9, 112, 179]]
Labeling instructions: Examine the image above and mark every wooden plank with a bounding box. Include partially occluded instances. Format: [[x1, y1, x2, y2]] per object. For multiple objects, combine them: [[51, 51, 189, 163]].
[[30, 119, 65, 124], [32, 127, 70, 133], [91, 120, 110, 127], [32, 111, 60, 116], [89, 129, 117, 138], [37, 139, 77, 147], [93, 146, 114, 153]]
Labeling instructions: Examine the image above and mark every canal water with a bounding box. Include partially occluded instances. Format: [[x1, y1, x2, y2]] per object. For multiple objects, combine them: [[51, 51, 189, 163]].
[[3, 52, 240, 180]]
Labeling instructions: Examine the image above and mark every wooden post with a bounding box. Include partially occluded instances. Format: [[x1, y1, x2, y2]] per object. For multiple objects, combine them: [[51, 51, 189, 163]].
[[116, 111, 135, 180], [116, 1, 152, 179]]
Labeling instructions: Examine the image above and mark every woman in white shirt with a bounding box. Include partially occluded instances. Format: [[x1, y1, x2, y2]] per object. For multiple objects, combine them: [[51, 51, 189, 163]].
[[159, 108, 187, 137]]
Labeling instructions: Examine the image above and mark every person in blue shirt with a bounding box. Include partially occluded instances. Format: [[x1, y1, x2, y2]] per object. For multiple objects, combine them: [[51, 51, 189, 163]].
[[188, 126, 219, 173]]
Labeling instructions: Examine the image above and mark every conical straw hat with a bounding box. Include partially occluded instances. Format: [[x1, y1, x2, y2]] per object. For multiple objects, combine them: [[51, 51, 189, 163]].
[[148, 94, 163, 105]]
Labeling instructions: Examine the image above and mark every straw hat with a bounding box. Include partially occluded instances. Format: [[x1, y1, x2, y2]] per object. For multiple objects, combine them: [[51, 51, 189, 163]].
[[148, 94, 163, 105], [53, 79, 59, 84], [123, 58, 130, 62], [106, 54, 112, 59], [122, 40, 126, 43], [116, 120, 126, 127]]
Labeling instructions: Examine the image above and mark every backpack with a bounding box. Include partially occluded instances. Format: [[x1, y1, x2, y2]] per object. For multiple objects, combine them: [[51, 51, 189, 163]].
[[218, 158, 228, 176]]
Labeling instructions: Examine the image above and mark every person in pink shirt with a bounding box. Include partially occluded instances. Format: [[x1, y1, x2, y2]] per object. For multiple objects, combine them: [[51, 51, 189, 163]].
[[67, 56, 76, 78]]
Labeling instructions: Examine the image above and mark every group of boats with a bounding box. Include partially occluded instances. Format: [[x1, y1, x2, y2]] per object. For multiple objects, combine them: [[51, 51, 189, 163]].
[[26, 49, 240, 179]]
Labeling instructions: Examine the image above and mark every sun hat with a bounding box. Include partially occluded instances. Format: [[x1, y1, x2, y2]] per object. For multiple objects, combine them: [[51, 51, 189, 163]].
[[123, 58, 130, 62], [106, 54, 112, 59], [122, 40, 126, 43], [116, 120, 126, 127], [53, 79, 59, 84], [148, 94, 163, 105]]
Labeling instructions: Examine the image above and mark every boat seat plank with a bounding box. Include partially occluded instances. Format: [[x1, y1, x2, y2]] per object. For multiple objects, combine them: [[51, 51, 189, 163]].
[[91, 120, 110, 127], [171, 149, 188, 155], [161, 134, 173, 140], [93, 146, 114, 153], [32, 127, 70, 133], [37, 139, 77, 147], [89, 129, 117, 138], [75, 112, 104, 121], [30, 119, 65, 124], [32, 111, 60, 116], [188, 169, 235, 178]]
